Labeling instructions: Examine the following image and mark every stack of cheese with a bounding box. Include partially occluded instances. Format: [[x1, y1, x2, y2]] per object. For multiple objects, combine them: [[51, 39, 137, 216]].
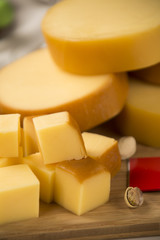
[[0, 0, 160, 225], [0, 112, 121, 225]]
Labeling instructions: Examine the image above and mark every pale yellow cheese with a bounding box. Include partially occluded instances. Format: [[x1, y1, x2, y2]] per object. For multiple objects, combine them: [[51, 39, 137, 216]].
[[22, 153, 56, 203], [23, 116, 39, 156], [115, 77, 160, 148], [130, 63, 160, 85], [42, 0, 160, 75], [0, 164, 39, 225], [82, 132, 121, 177], [0, 157, 20, 168], [54, 158, 110, 215], [0, 114, 21, 157], [0, 48, 128, 131], [33, 112, 87, 164]]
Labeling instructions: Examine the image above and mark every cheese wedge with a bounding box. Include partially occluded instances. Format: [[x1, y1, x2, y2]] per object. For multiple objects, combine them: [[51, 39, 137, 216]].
[[22, 153, 56, 203], [33, 112, 87, 164], [0, 48, 128, 131], [115, 77, 160, 148], [54, 157, 110, 215], [23, 116, 39, 156], [82, 132, 121, 177], [0, 114, 21, 157], [130, 63, 160, 85], [0, 164, 39, 225], [42, 0, 160, 75]]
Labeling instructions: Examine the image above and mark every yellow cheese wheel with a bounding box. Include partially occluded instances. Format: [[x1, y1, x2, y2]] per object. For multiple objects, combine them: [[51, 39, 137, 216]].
[[130, 63, 160, 85], [115, 77, 160, 148], [0, 48, 128, 131], [42, 0, 160, 75]]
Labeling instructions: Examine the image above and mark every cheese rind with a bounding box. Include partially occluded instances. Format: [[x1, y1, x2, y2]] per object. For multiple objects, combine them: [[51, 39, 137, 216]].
[[33, 112, 87, 164], [0, 48, 128, 131], [42, 0, 160, 75], [22, 153, 56, 203], [0, 164, 39, 225], [115, 77, 160, 147], [54, 158, 110, 215], [82, 132, 121, 177], [0, 114, 21, 157], [130, 63, 160, 85]]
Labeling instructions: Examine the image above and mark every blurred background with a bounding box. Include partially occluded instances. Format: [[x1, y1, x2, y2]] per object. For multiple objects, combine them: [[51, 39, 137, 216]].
[[0, 0, 60, 69]]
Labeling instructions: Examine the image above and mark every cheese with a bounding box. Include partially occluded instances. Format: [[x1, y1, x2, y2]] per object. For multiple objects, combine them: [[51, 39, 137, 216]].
[[0, 164, 39, 225], [54, 158, 110, 215], [23, 116, 39, 156], [42, 0, 160, 75], [0, 48, 128, 131], [0, 114, 21, 157], [0, 157, 20, 168], [115, 77, 160, 148], [130, 63, 160, 85], [33, 112, 87, 164], [82, 132, 121, 177], [22, 153, 56, 203]]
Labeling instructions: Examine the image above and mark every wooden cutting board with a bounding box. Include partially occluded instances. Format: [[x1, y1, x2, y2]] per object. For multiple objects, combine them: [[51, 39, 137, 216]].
[[0, 122, 160, 240]]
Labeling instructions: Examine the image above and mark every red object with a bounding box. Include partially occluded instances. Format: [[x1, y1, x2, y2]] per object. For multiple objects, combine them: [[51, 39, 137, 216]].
[[128, 157, 160, 192]]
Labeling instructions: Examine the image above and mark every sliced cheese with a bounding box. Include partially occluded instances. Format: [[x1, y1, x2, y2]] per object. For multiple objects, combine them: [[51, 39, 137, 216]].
[[42, 0, 160, 75], [22, 153, 56, 203], [54, 157, 110, 215], [33, 112, 87, 164], [0, 164, 39, 225], [130, 63, 160, 85], [0, 48, 128, 131], [0, 114, 21, 157], [82, 132, 121, 177], [115, 77, 160, 148]]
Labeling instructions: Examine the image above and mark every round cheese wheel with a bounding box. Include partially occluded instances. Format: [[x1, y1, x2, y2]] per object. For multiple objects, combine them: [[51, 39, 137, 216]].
[[42, 0, 160, 75], [0, 48, 128, 131]]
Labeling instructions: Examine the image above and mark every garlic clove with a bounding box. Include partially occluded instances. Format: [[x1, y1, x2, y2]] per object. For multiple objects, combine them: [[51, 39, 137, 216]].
[[118, 136, 136, 160]]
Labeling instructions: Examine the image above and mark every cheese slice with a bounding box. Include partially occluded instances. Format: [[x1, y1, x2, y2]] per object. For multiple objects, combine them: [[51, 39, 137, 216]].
[[42, 0, 160, 75], [0, 114, 21, 157], [0, 164, 39, 225], [130, 63, 160, 85], [82, 132, 121, 177], [115, 77, 160, 148], [0, 48, 128, 131], [54, 157, 110, 215], [33, 112, 87, 164], [22, 153, 56, 203]]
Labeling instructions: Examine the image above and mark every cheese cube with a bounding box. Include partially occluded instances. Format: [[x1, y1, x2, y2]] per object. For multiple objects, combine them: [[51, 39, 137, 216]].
[[0, 157, 20, 168], [0, 114, 21, 157], [33, 112, 87, 164], [23, 116, 39, 156], [54, 158, 110, 215], [22, 153, 56, 203], [0, 164, 39, 225], [82, 132, 121, 177]]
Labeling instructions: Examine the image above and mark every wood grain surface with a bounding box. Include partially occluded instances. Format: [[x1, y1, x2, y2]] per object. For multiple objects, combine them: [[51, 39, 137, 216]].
[[0, 122, 160, 240]]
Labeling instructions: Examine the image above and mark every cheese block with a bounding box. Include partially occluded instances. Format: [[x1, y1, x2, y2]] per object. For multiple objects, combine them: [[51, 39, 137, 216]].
[[115, 77, 160, 148], [23, 116, 39, 156], [33, 112, 87, 164], [0, 48, 128, 131], [82, 132, 121, 177], [0, 114, 21, 157], [130, 63, 160, 85], [54, 157, 110, 215], [0, 157, 20, 168], [42, 0, 160, 75], [0, 164, 39, 225], [22, 153, 56, 203]]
